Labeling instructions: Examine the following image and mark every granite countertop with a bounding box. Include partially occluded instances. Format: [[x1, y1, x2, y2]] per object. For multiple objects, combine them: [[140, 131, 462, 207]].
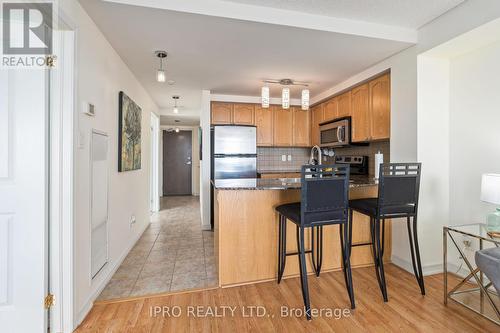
[[257, 169, 302, 174], [213, 175, 378, 190]]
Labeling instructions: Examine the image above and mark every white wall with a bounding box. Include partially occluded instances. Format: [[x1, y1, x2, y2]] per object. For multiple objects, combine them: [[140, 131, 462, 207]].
[[449, 41, 500, 224], [415, 56, 450, 274], [200, 90, 211, 229], [60, 0, 159, 326]]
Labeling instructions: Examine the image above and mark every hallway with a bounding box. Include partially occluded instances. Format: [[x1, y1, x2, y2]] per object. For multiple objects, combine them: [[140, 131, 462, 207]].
[[97, 196, 216, 301]]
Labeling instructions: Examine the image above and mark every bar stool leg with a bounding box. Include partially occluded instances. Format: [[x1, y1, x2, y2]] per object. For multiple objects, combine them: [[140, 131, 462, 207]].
[[407, 216, 425, 295], [374, 218, 389, 302], [370, 218, 382, 288], [297, 225, 312, 320], [340, 223, 356, 309], [277, 215, 287, 284], [311, 226, 323, 277]]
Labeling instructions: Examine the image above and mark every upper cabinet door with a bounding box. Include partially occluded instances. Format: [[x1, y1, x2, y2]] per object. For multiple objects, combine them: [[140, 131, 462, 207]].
[[337, 91, 352, 118], [310, 104, 324, 147], [351, 84, 370, 142], [255, 105, 273, 147], [292, 107, 310, 147], [323, 97, 338, 122], [233, 103, 255, 125], [369, 73, 390, 140], [273, 106, 293, 146], [211, 102, 233, 124]]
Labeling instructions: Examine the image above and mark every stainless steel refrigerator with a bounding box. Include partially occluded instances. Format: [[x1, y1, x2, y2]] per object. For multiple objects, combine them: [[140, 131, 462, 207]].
[[211, 125, 257, 228]]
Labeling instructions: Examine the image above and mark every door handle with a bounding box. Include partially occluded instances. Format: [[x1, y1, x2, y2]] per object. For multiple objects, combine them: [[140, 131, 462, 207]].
[[186, 161, 192, 165]]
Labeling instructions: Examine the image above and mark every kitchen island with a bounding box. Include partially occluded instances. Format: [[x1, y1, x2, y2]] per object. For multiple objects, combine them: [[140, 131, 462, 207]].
[[212, 176, 391, 287]]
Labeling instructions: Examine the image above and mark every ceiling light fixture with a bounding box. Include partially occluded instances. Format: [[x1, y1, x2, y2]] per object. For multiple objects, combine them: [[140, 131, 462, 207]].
[[262, 79, 310, 110], [155, 50, 167, 83], [301, 89, 310, 111], [172, 95, 180, 114], [261, 86, 270, 108]]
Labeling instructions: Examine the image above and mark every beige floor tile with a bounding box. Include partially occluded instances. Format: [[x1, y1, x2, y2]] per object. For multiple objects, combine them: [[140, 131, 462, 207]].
[[173, 258, 205, 275], [170, 271, 206, 291], [130, 275, 171, 297], [140, 260, 175, 278], [112, 262, 143, 280], [97, 196, 218, 301], [176, 248, 205, 261], [97, 278, 135, 300]]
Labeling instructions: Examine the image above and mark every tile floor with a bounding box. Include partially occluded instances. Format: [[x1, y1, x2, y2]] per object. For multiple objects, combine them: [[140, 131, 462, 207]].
[[97, 196, 216, 301]]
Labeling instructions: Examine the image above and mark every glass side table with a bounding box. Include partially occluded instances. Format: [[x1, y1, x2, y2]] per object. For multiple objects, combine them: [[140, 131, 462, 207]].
[[443, 223, 500, 325]]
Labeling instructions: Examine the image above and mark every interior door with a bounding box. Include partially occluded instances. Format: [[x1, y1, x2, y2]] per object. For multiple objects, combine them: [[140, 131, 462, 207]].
[[0, 70, 48, 331], [163, 130, 193, 195]]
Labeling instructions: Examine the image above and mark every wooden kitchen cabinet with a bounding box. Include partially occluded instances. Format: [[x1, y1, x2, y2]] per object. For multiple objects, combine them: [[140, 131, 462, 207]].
[[255, 105, 273, 146], [369, 73, 390, 140], [211, 102, 233, 124], [337, 91, 351, 118], [351, 84, 370, 142], [310, 104, 324, 146], [323, 97, 338, 122], [292, 107, 310, 147], [233, 103, 255, 125], [273, 106, 293, 146]]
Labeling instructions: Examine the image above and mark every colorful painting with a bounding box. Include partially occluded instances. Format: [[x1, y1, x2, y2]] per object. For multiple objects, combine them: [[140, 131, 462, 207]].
[[118, 91, 142, 172]]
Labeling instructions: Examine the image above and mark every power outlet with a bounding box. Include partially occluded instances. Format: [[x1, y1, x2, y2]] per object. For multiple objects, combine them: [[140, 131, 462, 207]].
[[287, 155, 292, 162], [462, 236, 472, 249], [281, 155, 286, 162], [130, 214, 136, 228]]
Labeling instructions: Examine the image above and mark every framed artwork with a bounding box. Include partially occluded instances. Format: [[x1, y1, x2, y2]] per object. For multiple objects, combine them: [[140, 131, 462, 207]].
[[118, 91, 142, 172]]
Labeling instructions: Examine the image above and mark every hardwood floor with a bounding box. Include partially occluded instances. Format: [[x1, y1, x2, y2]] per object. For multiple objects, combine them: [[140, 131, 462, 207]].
[[76, 264, 498, 332]]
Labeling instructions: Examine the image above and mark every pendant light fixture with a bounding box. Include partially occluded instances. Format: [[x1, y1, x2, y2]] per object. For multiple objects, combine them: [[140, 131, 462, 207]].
[[155, 51, 167, 83], [172, 95, 180, 114], [281, 87, 290, 109], [261, 86, 270, 108], [175, 127, 180, 133], [301, 89, 310, 111], [262, 79, 309, 110]]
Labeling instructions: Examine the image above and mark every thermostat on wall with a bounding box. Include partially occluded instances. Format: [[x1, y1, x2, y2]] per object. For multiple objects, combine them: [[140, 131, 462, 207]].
[[83, 102, 96, 116]]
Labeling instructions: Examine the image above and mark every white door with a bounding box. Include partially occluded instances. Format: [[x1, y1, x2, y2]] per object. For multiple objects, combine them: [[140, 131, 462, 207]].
[[0, 69, 49, 331]]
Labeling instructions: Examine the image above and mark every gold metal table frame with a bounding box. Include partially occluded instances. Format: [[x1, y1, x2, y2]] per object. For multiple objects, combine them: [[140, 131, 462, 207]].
[[443, 223, 500, 325]]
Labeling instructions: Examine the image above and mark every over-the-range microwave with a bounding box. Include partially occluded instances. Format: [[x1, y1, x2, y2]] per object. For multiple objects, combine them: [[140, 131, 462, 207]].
[[319, 117, 352, 148]]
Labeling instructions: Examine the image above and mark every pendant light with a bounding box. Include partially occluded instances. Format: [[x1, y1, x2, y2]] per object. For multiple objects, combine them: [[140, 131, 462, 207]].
[[172, 95, 180, 114], [175, 127, 180, 133], [155, 51, 167, 83], [301, 89, 310, 110], [281, 87, 290, 109], [261, 86, 270, 108]]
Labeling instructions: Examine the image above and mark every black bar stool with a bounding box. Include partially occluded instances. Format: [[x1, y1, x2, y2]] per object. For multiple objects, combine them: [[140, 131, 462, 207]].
[[275, 165, 355, 320], [348, 163, 424, 302]]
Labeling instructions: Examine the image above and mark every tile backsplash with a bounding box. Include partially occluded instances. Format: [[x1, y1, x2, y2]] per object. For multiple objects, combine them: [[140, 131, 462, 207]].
[[258, 140, 390, 176], [324, 140, 391, 176], [257, 147, 310, 172]]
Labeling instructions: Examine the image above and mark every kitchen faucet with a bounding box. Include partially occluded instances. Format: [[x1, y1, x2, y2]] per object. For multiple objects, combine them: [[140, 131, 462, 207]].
[[309, 145, 323, 165]]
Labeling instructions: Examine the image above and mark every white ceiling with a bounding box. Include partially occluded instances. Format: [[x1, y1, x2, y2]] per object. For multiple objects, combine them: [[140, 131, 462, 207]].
[[224, 0, 465, 29], [80, 0, 464, 124]]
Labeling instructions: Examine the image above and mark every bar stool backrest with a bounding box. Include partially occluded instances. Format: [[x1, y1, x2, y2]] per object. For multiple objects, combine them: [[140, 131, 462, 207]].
[[378, 163, 422, 217], [300, 164, 350, 227]]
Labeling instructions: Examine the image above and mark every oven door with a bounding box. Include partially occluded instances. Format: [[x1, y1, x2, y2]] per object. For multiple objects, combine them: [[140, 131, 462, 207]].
[[320, 120, 349, 147]]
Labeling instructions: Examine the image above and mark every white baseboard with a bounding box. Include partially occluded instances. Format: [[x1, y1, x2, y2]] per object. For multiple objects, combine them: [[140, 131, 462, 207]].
[[75, 221, 150, 327], [391, 255, 443, 276]]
